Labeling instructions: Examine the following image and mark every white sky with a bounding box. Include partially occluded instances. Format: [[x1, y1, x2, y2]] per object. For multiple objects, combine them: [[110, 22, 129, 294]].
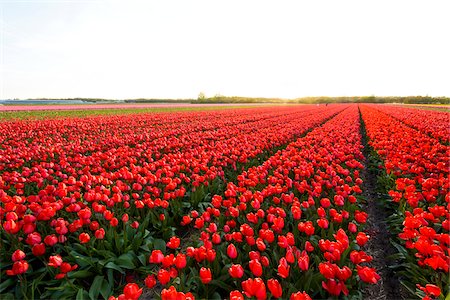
[[1, 0, 449, 99]]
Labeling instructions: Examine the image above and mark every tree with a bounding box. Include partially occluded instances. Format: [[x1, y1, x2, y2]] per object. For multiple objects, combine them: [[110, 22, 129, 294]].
[[197, 92, 206, 101]]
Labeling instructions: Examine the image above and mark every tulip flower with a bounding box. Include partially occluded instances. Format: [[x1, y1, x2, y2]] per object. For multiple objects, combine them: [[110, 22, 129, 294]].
[[6, 260, 29, 276], [174, 253, 187, 269], [357, 266, 381, 284], [157, 269, 171, 285], [290, 291, 312, 300], [356, 232, 369, 246], [242, 278, 267, 300], [199, 267, 212, 284], [228, 264, 244, 278], [11, 250, 26, 262], [123, 283, 142, 300], [277, 257, 290, 278], [249, 259, 263, 276], [167, 236, 180, 249], [32, 243, 46, 256], [267, 279, 282, 298], [44, 234, 58, 246], [230, 290, 244, 300], [149, 250, 164, 264], [144, 275, 156, 288], [227, 243, 238, 259], [94, 228, 105, 239], [48, 255, 63, 268], [79, 232, 90, 244], [297, 251, 309, 271]]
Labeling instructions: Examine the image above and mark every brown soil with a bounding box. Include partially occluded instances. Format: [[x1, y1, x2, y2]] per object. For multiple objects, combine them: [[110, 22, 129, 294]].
[[361, 165, 406, 300]]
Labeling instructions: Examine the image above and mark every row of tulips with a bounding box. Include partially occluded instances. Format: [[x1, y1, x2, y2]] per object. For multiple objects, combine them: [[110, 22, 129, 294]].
[[0, 105, 346, 299], [372, 105, 449, 144], [360, 105, 449, 299], [109, 105, 381, 300]]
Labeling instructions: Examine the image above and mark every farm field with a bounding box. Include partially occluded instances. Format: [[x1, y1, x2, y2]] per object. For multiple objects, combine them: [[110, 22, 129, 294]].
[[0, 104, 448, 300], [0, 103, 273, 112], [0, 103, 273, 121]]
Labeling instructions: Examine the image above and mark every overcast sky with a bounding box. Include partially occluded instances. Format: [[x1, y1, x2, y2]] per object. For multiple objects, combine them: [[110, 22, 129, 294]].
[[1, 0, 449, 99]]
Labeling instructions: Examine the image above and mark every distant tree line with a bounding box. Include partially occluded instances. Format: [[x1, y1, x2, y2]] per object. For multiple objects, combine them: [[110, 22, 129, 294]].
[[25, 98, 193, 103], [23, 96, 449, 104], [195, 95, 450, 104]]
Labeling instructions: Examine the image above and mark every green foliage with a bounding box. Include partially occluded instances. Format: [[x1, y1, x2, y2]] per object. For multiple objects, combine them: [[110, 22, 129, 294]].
[[195, 95, 450, 104]]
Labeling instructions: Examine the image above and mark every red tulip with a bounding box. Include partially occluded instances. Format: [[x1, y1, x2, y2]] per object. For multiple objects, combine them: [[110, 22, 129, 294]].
[[131, 221, 139, 229], [160, 286, 177, 300], [290, 291, 312, 300], [228, 264, 244, 278], [44, 234, 58, 246], [162, 254, 174, 268], [249, 251, 261, 261], [229, 290, 244, 300], [78, 208, 91, 219], [157, 268, 171, 285], [212, 233, 221, 244], [242, 278, 266, 300], [144, 274, 156, 288], [123, 283, 142, 300], [110, 217, 119, 227], [417, 284, 441, 298], [256, 238, 266, 251], [32, 243, 46, 256], [286, 248, 295, 264], [424, 284, 441, 297], [48, 255, 63, 268], [322, 279, 349, 296], [25, 232, 42, 246], [199, 267, 212, 284], [95, 228, 105, 239], [227, 243, 238, 259], [267, 279, 282, 298], [297, 251, 309, 271], [261, 256, 270, 267], [354, 210, 368, 224], [277, 257, 290, 279], [167, 236, 180, 249], [79, 232, 90, 244], [249, 259, 263, 276], [357, 266, 380, 284], [6, 260, 29, 276], [319, 262, 336, 279], [317, 218, 329, 229], [356, 232, 369, 246], [149, 250, 164, 264], [174, 253, 187, 269], [11, 250, 26, 262], [305, 241, 314, 252], [348, 222, 357, 233]]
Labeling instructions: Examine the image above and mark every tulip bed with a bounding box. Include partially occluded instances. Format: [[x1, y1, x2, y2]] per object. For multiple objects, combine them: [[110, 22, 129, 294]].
[[360, 105, 449, 299], [1, 104, 447, 300], [372, 105, 449, 144], [1, 105, 346, 299], [120, 105, 380, 300]]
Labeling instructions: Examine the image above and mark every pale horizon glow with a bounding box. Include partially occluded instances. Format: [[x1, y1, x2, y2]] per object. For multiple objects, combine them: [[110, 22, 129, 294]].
[[1, 0, 449, 99]]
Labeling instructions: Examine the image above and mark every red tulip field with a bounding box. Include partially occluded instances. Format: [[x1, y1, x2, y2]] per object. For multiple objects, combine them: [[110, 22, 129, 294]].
[[0, 104, 448, 300]]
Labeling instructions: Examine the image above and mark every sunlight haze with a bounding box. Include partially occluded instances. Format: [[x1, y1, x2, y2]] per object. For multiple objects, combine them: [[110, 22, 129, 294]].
[[1, 0, 449, 99]]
